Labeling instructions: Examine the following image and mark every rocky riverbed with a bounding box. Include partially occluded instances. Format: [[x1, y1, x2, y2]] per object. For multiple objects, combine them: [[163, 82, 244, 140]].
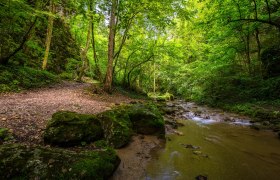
[[145, 100, 280, 180]]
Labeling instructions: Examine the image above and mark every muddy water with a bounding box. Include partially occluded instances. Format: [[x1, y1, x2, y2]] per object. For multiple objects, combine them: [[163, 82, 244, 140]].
[[144, 102, 280, 180]]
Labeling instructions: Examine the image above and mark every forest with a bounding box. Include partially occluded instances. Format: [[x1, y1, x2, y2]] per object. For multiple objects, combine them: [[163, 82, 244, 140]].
[[0, 0, 280, 179], [1, 0, 280, 112]]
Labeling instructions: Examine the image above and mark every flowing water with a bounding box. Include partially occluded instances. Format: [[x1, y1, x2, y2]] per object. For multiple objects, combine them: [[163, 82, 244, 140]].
[[144, 102, 280, 180]]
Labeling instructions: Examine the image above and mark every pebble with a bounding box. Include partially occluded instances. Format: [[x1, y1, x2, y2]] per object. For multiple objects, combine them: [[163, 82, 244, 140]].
[[196, 175, 208, 180]]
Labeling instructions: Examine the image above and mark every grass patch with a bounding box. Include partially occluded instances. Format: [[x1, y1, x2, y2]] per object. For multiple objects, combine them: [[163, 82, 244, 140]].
[[0, 65, 59, 92]]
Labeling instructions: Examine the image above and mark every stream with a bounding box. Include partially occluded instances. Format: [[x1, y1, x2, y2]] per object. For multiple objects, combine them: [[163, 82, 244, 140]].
[[143, 101, 280, 180]]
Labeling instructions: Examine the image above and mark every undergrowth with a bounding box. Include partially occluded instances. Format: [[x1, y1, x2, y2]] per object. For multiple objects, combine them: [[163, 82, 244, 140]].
[[0, 65, 59, 92]]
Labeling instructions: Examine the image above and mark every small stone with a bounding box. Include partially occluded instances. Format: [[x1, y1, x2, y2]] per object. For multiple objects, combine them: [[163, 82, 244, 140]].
[[193, 151, 202, 155], [1, 118, 6, 121], [262, 121, 270, 126], [196, 175, 208, 180], [48, 159, 55, 164], [204, 116, 210, 119], [129, 101, 137, 104], [223, 117, 231, 122], [181, 144, 200, 150], [62, 168, 67, 173], [174, 130, 184, 136], [202, 154, 209, 158]]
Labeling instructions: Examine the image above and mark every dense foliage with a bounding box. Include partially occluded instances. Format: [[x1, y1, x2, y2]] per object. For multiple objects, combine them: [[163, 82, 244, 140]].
[[0, 0, 279, 113]]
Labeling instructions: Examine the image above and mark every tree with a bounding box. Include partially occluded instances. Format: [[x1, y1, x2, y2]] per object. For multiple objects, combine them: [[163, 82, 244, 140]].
[[42, 0, 55, 70], [90, 0, 103, 81], [104, 0, 118, 93], [77, 21, 92, 82]]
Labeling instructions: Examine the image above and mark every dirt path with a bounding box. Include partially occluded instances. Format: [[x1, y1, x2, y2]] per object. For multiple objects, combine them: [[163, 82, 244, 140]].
[[0, 81, 164, 179], [0, 81, 133, 144]]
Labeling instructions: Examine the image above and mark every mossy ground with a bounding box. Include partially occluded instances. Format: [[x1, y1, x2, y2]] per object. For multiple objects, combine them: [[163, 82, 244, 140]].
[[0, 128, 14, 143], [0, 144, 120, 179], [0, 65, 58, 93]]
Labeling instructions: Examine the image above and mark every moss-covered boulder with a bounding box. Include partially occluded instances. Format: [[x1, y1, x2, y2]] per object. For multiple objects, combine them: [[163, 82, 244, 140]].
[[97, 109, 133, 148], [126, 103, 165, 136], [0, 144, 120, 179], [44, 111, 103, 146], [44, 103, 165, 148], [0, 128, 14, 143]]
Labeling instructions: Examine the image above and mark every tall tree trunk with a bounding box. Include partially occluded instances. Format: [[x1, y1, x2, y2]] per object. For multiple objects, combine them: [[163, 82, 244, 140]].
[[153, 61, 156, 93], [104, 0, 117, 93], [255, 28, 262, 75], [42, 0, 55, 70], [90, 1, 102, 81], [77, 22, 92, 82], [252, 0, 262, 75], [246, 33, 251, 74]]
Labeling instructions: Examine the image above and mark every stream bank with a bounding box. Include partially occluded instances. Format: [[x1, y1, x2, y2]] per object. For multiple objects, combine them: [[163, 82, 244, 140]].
[[144, 100, 280, 180]]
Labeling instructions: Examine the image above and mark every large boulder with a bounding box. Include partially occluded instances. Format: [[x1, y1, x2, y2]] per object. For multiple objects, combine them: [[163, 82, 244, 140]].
[[0, 144, 120, 179], [97, 109, 133, 148], [44, 111, 103, 146], [44, 103, 165, 148], [126, 103, 165, 136]]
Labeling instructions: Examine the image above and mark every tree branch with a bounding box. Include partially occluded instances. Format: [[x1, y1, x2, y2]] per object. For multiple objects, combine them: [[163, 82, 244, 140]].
[[229, 18, 280, 28], [0, 17, 38, 65], [127, 54, 154, 86]]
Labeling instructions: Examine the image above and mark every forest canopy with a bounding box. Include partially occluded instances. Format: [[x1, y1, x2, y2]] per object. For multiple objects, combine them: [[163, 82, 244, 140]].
[[0, 0, 280, 106]]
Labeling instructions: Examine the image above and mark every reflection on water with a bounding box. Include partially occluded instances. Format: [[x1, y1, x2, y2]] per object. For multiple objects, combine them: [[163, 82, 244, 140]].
[[144, 120, 280, 180]]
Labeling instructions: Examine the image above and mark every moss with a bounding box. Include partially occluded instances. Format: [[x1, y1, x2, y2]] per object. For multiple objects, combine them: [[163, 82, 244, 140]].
[[44, 111, 103, 146], [0, 65, 58, 93], [43, 103, 165, 148], [0, 144, 120, 179], [94, 140, 109, 149], [148, 92, 174, 101], [97, 109, 133, 148], [0, 128, 14, 143], [71, 148, 119, 179], [126, 103, 165, 137], [97, 102, 165, 147]]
